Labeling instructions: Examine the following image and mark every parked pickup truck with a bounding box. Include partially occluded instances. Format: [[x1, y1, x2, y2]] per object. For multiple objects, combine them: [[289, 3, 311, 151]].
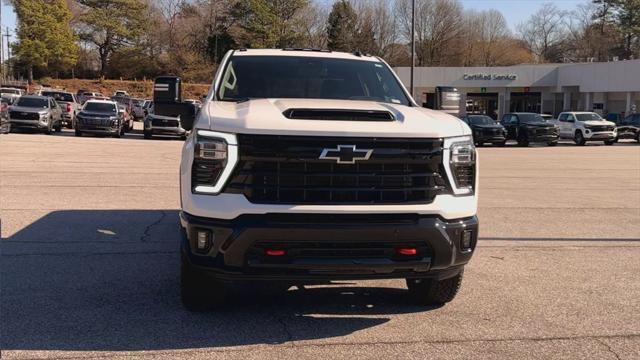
[[554, 111, 617, 145], [178, 49, 479, 310], [41, 90, 80, 129], [500, 112, 559, 146]]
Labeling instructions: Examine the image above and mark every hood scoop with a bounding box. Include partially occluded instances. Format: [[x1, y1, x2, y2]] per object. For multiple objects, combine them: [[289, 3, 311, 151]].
[[283, 108, 395, 122]]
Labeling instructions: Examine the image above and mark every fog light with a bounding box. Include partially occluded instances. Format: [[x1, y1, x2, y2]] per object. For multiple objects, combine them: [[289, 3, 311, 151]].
[[461, 230, 473, 250], [196, 230, 212, 251]]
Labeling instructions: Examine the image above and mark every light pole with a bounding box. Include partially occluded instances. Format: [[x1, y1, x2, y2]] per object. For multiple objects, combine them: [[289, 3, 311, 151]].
[[410, 0, 415, 101]]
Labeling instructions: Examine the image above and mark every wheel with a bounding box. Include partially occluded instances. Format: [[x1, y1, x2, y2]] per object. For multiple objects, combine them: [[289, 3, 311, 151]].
[[54, 123, 62, 132], [75, 129, 82, 137], [406, 270, 464, 306], [181, 253, 227, 311], [547, 140, 558, 146], [517, 135, 529, 147], [604, 139, 615, 146], [574, 130, 586, 146], [113, 131, 121, 138], [143, 130, 152, 139], [494, 141, 506, 147], [43, 123, 52, 135], [66, 119, 74, 129], [180, 134, 187, 140]]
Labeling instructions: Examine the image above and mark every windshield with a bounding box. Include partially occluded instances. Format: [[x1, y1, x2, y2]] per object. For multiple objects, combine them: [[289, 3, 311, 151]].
[[218, 56, 410, 106], [576, 113, 603, 121], [83, 102, 117, 113], [42, 91, 74, 102], [16, 97, 48, 108], [519, 113, 545, 124], [468, 115, 496, 125]]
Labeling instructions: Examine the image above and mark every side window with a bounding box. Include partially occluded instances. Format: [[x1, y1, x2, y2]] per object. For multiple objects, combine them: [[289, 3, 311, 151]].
[[567, 114, 576, 122], [558, 114, 568, 122], [509, 115, 518, 125]]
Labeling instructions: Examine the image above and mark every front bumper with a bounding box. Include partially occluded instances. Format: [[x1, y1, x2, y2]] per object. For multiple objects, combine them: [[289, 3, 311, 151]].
[[584, 131, 616, 140], [180, 212, 478, 281], [76, 124, 119, 134], [474, 134, 506, 143], [529, 134, 558, 142], [9, 119, 48, 129], [146, 125, 187, 136]]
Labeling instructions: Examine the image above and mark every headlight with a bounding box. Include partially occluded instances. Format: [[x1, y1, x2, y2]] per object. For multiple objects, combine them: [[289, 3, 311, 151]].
[[444, 136, 476, 195], [191, 130, 238, 194]]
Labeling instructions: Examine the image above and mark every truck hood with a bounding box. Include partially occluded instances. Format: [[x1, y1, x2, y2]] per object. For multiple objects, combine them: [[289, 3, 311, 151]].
[[9, 106, 47, 114], [198, 99, 468, 138], [583, 120, 616, 127]]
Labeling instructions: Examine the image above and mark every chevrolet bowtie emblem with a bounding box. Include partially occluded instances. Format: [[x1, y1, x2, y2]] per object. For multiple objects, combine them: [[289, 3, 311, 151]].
[[319, 145, 373, 164]]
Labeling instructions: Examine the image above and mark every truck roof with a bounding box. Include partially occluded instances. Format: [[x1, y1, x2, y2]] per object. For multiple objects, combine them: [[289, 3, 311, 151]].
[[232, 49, 380, 62]]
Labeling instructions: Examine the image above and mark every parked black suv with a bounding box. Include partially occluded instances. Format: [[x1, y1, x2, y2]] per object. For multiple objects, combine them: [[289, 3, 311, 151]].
[[75, 100, 124, 138], [501, 112, 559, 146], [616, 114, 640, 143], [460, 114, 507, 146]]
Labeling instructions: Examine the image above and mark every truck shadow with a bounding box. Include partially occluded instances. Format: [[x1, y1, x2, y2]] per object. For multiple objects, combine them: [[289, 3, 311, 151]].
[[1, 210, 431, 352]]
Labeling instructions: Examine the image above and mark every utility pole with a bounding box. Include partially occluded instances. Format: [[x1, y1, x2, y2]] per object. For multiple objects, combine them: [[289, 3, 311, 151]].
[[410, 0, 415, 101], [5, 27, 10, 79]]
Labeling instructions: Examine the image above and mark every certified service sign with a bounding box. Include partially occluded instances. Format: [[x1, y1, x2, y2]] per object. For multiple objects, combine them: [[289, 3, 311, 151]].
[[463, 73, 517, 80]]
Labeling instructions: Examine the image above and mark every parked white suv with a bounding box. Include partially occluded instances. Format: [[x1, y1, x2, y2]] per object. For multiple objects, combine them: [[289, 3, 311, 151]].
[[178, 49, 479, 310], [555, 111, 617, 145]]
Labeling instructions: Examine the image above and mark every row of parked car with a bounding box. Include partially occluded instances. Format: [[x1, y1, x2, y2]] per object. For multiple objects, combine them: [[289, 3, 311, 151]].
[[459, 111, 640, 147], [0, 86, 202, 139]]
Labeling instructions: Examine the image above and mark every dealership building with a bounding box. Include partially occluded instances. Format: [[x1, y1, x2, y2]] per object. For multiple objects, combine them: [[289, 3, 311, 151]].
[[395, 59, 640, 119]]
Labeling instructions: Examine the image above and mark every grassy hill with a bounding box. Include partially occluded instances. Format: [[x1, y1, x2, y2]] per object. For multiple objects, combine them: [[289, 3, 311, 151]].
[[45, 79, 211, 100]]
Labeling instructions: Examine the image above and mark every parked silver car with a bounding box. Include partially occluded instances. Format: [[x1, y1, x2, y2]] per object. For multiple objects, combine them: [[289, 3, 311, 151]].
[[8, 95, 63, 134]]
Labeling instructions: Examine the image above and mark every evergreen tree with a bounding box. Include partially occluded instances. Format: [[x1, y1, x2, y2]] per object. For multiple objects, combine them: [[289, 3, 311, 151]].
[[326, 0, 357, 52], [233, 0, 308, 48], [12, 0, 78, 83]]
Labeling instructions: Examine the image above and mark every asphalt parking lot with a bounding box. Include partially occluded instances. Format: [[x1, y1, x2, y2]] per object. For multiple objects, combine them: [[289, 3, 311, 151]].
[[1, 126, 639, 359]]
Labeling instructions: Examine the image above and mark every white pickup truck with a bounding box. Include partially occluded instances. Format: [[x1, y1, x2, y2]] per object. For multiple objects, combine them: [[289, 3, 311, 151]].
[[178, 49, 479, 310], [554, 111, 617, 145]]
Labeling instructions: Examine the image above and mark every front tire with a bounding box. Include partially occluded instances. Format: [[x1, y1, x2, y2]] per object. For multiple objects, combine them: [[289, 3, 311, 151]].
[[517, 134, 529, 147], [143, 130, 152, 139], [574, 130, 586, 146], [181, 254, 227, 311], [604, 139, 615, 146], [406, 270, 464, 306], [75, 129, 82, 137], [547, 140, 558, 146]]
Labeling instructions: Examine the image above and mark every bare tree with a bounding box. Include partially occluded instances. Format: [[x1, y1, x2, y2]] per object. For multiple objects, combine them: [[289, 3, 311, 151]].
[[395, 0, 464, 66], [516, 3, 567, 63]]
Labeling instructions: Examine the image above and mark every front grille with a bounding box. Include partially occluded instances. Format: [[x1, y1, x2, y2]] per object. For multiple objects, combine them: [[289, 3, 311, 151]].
[[483, 128, 503, 136], [535, 127, 556, 135], [10, 111, 39, 120], [224, 135, 450, 204], [589, 125, 613, 132], [79, 117, 112, 126], [152, 118, 179, 127]]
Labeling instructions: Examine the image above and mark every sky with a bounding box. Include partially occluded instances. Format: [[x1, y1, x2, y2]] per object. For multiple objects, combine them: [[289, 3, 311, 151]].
[[459, 0, 589, 29], [0, 0, 590, 58]]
